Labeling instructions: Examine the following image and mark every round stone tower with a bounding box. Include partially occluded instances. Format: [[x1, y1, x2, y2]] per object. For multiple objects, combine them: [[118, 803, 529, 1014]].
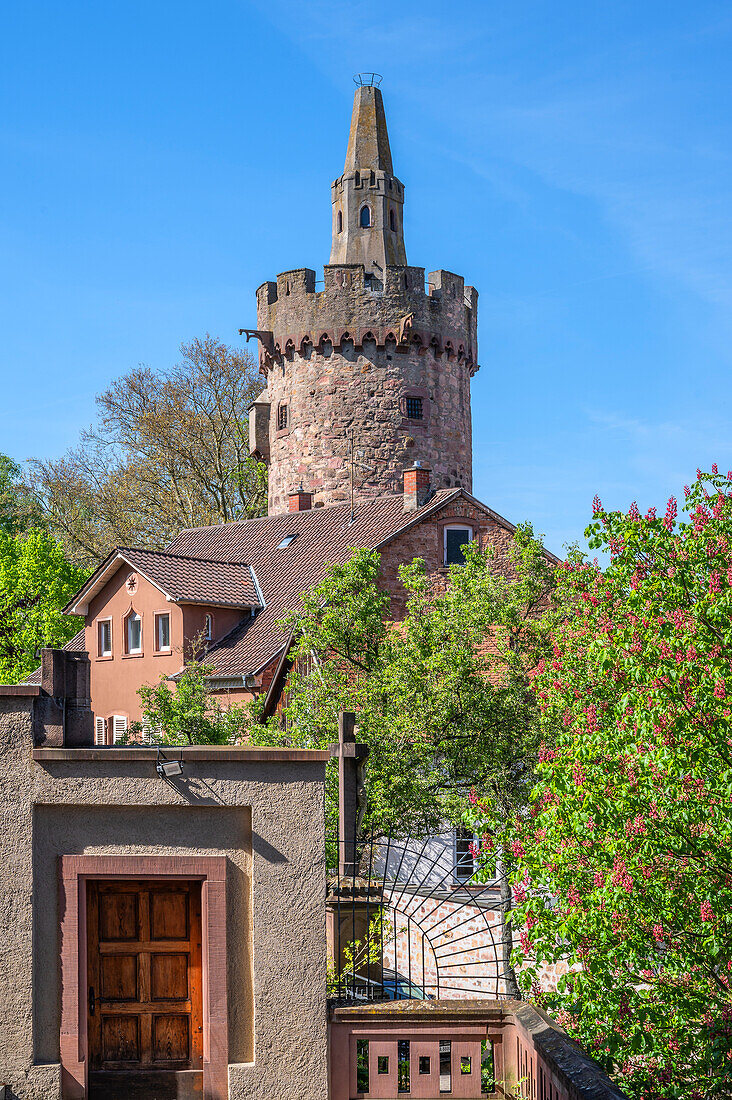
[[245, 76, 479, 516]]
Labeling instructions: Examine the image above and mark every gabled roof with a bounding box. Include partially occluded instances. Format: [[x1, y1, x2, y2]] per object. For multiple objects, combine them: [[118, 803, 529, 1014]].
[[64, 547, 262, 616], [166, 488, 516, 680]]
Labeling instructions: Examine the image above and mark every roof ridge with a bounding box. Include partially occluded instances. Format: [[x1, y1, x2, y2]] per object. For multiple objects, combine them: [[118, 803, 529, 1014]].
[[117, 546, 253, 568], [172, 493, 418, 539]]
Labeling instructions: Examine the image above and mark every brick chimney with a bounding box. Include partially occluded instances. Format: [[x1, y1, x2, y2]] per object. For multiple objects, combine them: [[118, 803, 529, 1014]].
[[403, 462, 432, 511], [288, 487, 313, 512]]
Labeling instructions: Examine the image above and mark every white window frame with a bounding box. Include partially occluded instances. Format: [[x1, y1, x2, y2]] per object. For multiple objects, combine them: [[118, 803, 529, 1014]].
[[443, 525, 474, 566], [94, 716, 107, 746], [454, 827, 478, 884], [97, 618, 112, 657], [155, 611, 171, 652], [112, 715, 128, 744], [204, 613, 213, 643], [125, 610, 142, 654]]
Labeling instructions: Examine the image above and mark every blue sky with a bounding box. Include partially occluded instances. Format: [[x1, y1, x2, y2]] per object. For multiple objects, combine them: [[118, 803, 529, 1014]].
[[2, 0, 731, 555]]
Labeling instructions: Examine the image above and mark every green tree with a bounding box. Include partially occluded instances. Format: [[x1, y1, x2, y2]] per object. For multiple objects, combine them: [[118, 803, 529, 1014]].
[[467, 470, 732, 1099], [0, 527, 88, 683], [0, 452, 41, 536], [134, 649, 249, 745], [29, 335, 267, 567], [252, 525, 556, 993]]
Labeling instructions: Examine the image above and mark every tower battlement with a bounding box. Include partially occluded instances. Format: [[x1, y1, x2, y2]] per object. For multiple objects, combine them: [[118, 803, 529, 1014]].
[[244, 83, 479, 516], [253, 265, 478, 377]]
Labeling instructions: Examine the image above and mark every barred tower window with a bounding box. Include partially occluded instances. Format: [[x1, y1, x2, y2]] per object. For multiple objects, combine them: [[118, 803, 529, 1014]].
[[277, 404, 289, 431], [359, 205, 371, 228], [405, 396, 423, 420]]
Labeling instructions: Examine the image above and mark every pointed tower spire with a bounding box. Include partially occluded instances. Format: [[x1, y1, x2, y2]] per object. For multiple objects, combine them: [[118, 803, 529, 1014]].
[[330, 77, 407, 274]]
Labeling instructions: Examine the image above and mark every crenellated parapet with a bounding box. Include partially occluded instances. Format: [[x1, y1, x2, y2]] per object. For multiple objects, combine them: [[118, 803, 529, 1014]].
[[247, 265, 479, 378]]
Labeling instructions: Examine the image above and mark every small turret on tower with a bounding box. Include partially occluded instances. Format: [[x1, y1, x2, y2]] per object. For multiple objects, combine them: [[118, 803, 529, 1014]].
[[330, 75, 407, 277]]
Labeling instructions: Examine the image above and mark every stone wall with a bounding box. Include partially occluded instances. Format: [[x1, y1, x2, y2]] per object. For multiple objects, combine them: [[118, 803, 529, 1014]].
[[253, 265, 478, 514]]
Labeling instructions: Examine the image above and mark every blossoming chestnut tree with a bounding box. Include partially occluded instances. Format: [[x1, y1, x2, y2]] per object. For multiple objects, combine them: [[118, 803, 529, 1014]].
[[465, 469, 732, 1100]]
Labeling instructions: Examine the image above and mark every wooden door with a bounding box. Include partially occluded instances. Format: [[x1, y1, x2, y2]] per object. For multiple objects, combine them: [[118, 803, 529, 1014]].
[[87, 880, 203, 1075]]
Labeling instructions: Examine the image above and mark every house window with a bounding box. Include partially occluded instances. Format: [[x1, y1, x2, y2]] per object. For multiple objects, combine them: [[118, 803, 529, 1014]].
[[360, 205, 371, 228], [97, 618, 112, 657], [112, 715, 128, 744], [277, 533, 299, 549], [204, 614, 213, 643], [420, 1056, 431, 1074], [461, 1056, 472, 1075], [455, 827, 477, 883], [125, 610, 142, 654], [277, 404, 288, 431], [405, 395, 423, 420], [155, 612, 170, 651], [94, 716, 107, 745], [378, 1056, 389, 1074], [444, 525, 473, 566]]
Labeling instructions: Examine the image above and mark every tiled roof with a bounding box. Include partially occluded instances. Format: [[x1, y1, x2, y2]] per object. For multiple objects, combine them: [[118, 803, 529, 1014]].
[[64, 547, 261, 615], [22, 627, 86, 686], [117, 547, 261, 608], [166, 489, 471, 678]]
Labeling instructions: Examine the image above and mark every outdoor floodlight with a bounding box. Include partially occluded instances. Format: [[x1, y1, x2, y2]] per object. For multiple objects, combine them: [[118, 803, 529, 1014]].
[[155, 748, 184, 780]]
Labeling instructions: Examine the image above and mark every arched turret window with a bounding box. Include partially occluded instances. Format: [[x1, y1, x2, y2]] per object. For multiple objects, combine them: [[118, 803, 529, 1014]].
[[360, 205, 371, 228], [337, 210, 343, 233], [389, 209, 396, 232]]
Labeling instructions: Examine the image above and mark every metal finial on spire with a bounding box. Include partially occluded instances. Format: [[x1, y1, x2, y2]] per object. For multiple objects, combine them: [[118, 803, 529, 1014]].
[[353, 73, 383, 87]]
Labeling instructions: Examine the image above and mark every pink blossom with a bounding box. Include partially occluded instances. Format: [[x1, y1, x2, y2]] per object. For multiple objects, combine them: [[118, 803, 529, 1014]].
[[700, 900, 714, 922]]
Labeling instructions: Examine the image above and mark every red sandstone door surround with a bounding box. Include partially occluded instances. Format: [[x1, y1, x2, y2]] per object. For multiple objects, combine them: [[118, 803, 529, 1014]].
[[59, 856, 228, 1100]]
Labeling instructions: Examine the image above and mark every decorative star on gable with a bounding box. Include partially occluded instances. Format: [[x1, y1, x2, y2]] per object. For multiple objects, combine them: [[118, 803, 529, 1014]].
[[126, 574, 138, 595]]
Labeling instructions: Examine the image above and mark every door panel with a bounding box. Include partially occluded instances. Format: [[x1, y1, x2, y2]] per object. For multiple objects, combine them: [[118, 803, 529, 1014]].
[[153, 1014, 191, 1062], [87, 880, 203, 1077], [102, 1016, 140, 1062], [151, 954, 189, 1000], [99, 891, 139, 941], [100, 955, 138, 1000]]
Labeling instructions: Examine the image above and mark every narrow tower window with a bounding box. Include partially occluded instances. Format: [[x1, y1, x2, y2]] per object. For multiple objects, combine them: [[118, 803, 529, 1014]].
[[277, 404, 289, 431], [390, 208, 396, 231], [337, 210, 343, 233], [359, 205, 371, 228], [405, 395, 423, 421]]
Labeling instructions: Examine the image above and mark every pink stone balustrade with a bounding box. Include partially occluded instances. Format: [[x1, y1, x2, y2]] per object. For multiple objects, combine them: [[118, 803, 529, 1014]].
[[329, 1000, 629, 1100]]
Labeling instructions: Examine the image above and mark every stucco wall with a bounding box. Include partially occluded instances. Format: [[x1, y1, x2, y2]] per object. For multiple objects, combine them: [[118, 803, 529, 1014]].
[[86, 563, 247, 726], [0, 692, 329, 1100]]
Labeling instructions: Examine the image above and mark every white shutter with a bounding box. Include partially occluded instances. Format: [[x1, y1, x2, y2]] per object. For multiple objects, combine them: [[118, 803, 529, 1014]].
[[94, 716, 106, 746], [112, 715, 128, 744]]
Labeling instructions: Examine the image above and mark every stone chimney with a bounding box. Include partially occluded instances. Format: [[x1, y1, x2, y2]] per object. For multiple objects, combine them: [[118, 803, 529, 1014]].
[[36, 648, 93, 747], [403, 463, 432, 511], [288, 488, 313, 512]]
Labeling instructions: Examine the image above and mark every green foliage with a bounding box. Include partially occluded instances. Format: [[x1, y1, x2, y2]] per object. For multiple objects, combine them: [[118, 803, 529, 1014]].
[[133, 648, 249, 745], [0, 453, 41, 536], [467, 471, 732, 1099], [326, 913, 394, 997], [0, 526, 88, 683], [251, 524, 555, 840]]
